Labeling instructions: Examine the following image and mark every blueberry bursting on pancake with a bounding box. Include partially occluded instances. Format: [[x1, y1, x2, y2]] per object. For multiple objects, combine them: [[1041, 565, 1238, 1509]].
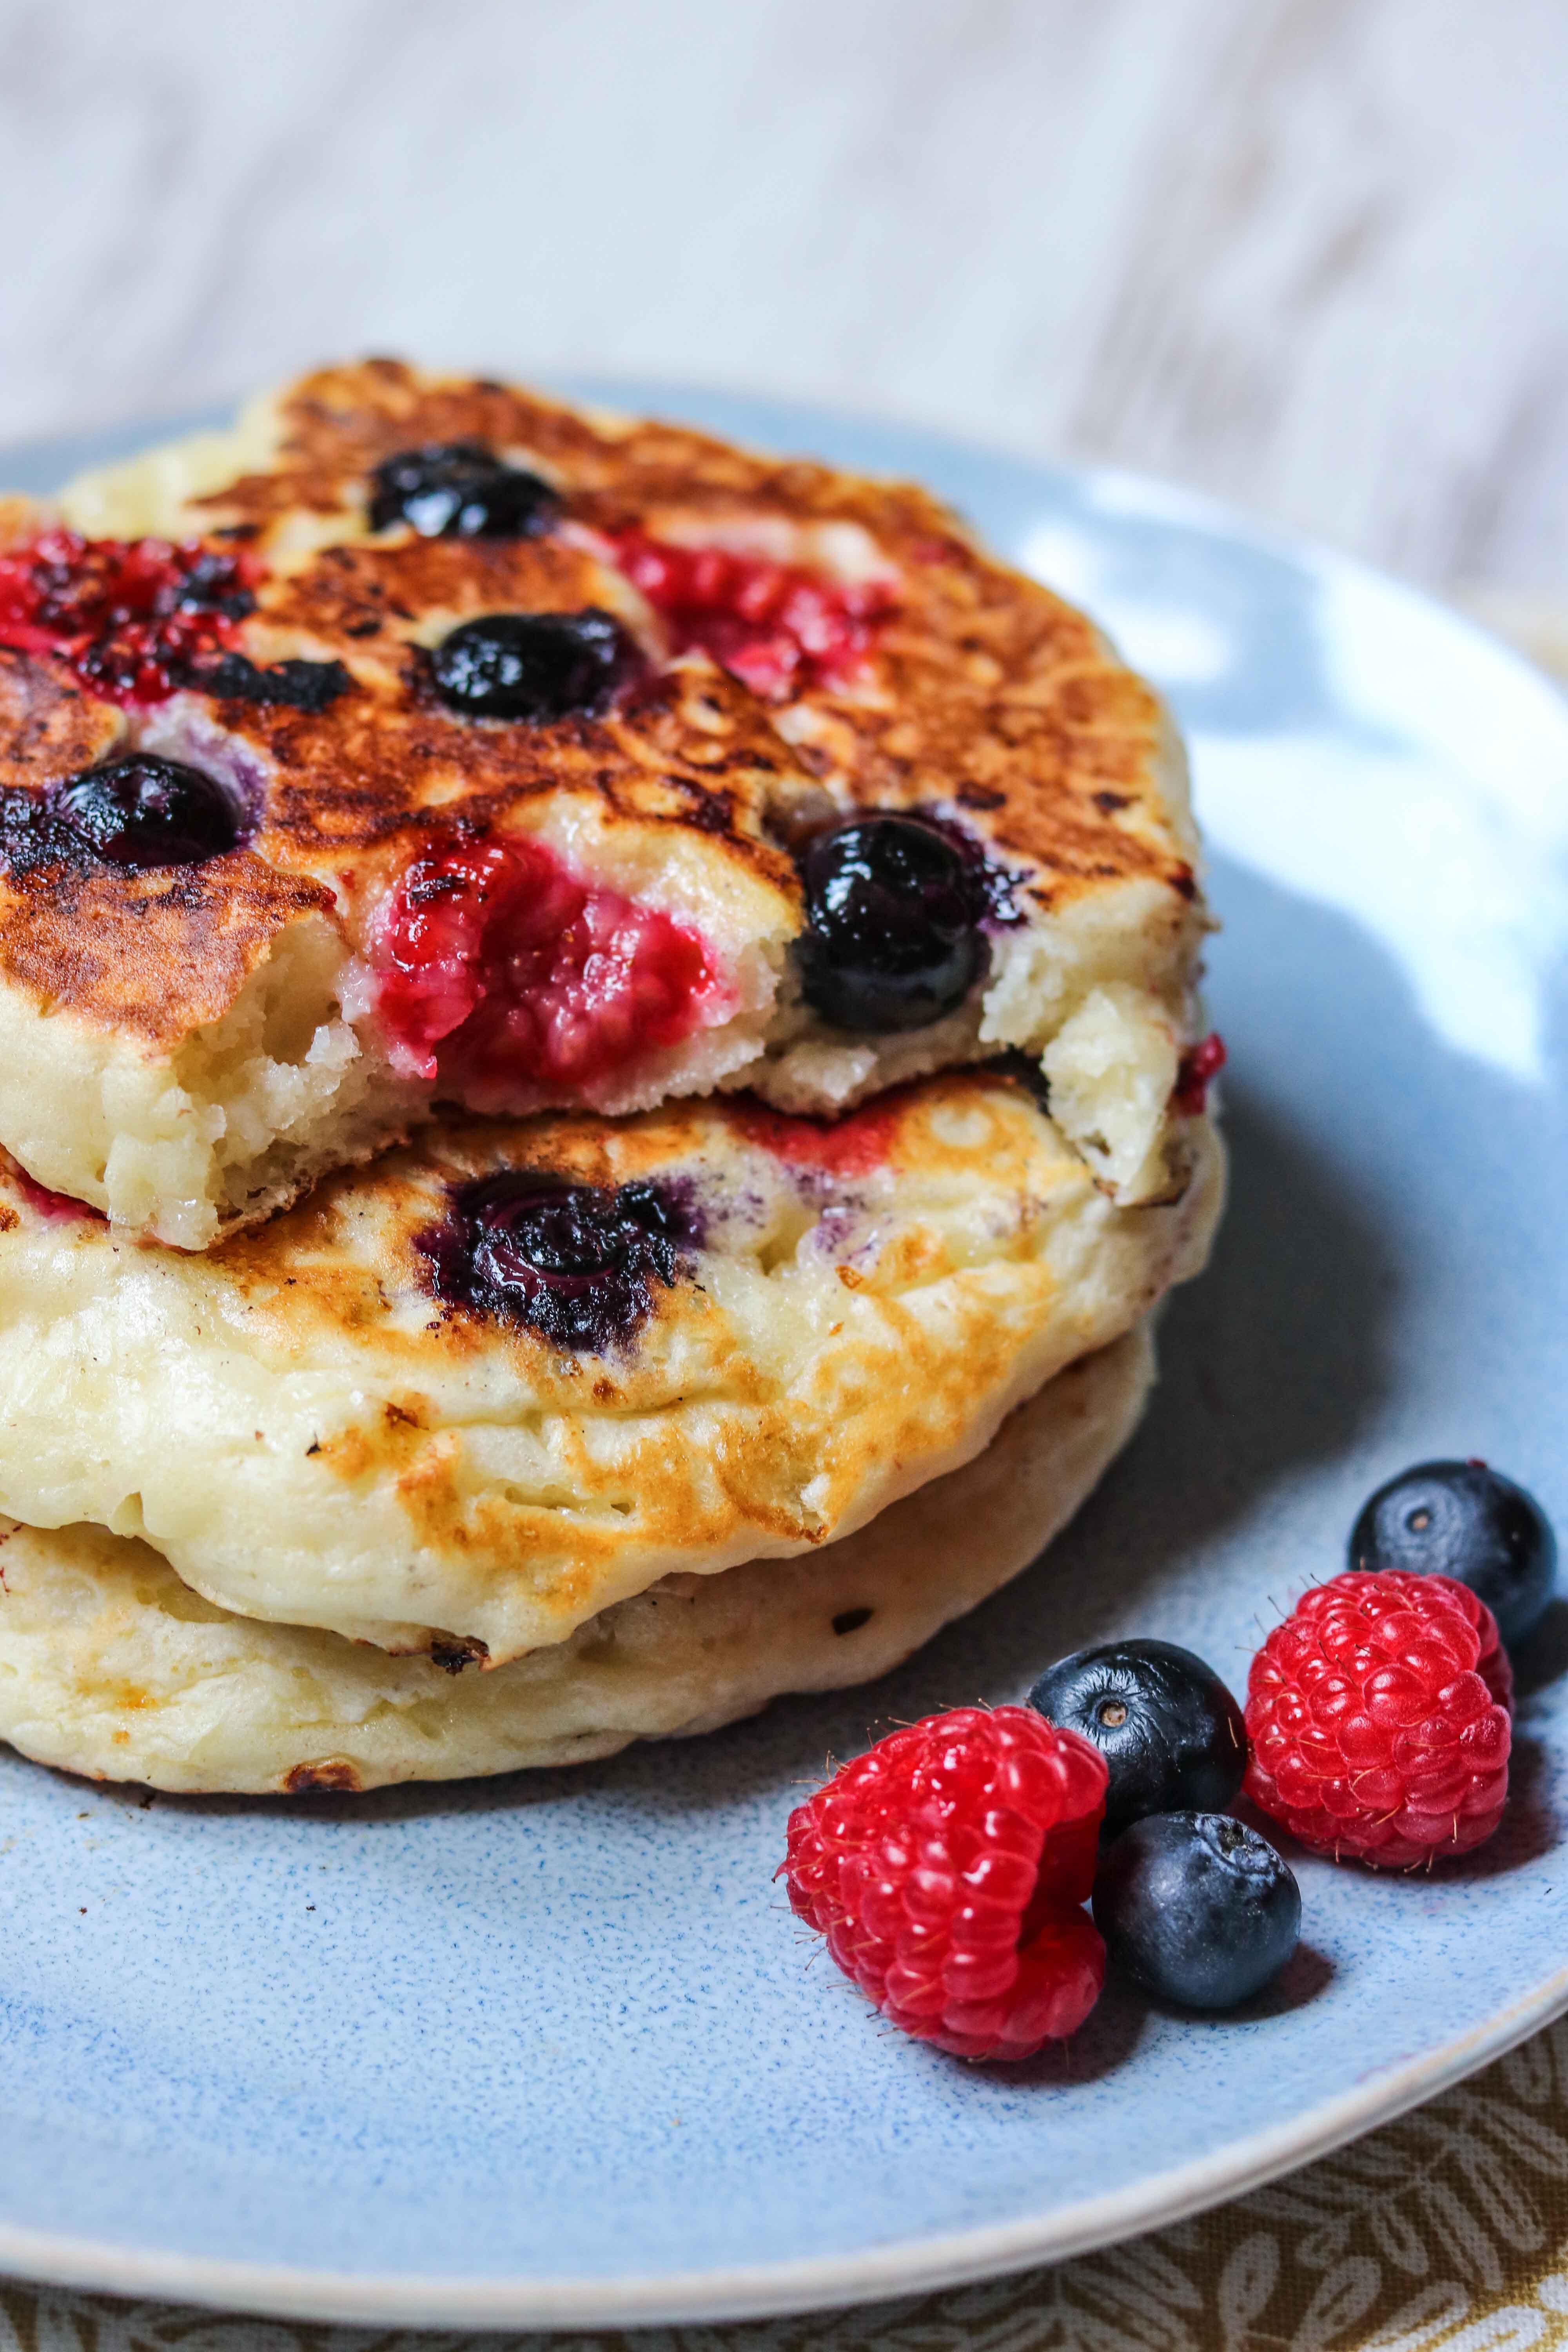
[[416, 1167, 698, 1352], [0, 361, 1215, 1247]]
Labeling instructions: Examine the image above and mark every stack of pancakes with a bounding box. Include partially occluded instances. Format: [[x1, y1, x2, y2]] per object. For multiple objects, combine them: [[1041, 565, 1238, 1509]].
[[0, 364, 1223, 1793]]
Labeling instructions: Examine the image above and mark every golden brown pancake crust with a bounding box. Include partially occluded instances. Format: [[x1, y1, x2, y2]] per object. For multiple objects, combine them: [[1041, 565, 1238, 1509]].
[[0, 848, 334, 1045], [0, 645, 336, 1044], [0, 360, 1194, 1063], [0, 1066, 1225, 1660], [0, 1323, 1156, 1795], [215, 360, 1193, 907], [0, 650, 124, 785]]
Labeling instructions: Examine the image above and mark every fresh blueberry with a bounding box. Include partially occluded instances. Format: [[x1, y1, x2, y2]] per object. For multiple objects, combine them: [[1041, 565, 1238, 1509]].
[[1093, 1811, 1301, 2010], [1350, 1460, 1557, 1646], [53, 755, 240, 869], [416, 1170, 694, 1352], [430, 610, 638, 722], [1028, 1637, 1247, 1841], [798, 814, 984, 1032], [368, 441, 561, 539]]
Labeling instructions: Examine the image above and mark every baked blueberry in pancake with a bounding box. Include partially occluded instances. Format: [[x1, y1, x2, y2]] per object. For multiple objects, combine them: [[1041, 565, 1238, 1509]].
[[0, 361, 1211, 1246], [0, 1324, 1154, 1795], [0, 1064, 1223, 1666]]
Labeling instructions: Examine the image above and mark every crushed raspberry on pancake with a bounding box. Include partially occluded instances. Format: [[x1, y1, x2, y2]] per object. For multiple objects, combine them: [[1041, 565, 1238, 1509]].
[[607, 529, 897, 700], [1174, 1032, 1226, 1116], [0, 530, 259, 707], [373, 834, 731, 1097], [7, 1160, 105, 1223]]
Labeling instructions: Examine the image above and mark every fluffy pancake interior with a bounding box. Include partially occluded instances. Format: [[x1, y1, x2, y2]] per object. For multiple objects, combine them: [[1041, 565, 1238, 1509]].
[[0, 907, 425, 1249]]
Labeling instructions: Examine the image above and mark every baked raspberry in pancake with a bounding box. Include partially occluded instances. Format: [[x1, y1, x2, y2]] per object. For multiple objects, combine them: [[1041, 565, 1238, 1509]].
[[0, 1065, 1223, 1667], [0, 361, 1210, 1245]]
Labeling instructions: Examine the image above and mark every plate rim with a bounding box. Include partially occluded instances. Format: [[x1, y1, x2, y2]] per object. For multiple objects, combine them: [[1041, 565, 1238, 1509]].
[[2, 1970, 1565, 2327], [2, 385, 1566, 2328]]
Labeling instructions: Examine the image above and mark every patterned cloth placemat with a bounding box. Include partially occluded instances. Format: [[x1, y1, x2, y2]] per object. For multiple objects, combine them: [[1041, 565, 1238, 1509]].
[[2, 598, 1563, 2352]]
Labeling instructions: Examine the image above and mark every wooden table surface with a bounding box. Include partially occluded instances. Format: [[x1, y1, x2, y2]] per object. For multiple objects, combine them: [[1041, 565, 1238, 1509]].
[[1, 0, 1564, 596]]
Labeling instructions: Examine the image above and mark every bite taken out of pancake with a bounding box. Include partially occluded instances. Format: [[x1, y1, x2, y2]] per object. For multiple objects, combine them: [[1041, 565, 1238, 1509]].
[[0, 360, 1211, 1245], [0, 1321, 1153, 1796], [0, 1065, 1223, 1667]]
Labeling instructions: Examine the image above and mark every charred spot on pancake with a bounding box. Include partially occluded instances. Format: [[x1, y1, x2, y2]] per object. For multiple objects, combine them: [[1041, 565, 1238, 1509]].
[[368, 441, 563, 540], [416, 1168, 701, 1352], [429, 1632, 491, 1675], [429, 610, 642, 723], [0, 650, 126, 785], [186, 652, 354, 712], [283, 1759, 363, 1794], [0, 783, 98, 877]]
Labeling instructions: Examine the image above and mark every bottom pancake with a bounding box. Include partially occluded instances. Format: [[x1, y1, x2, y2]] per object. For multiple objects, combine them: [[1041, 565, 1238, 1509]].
[[0, 1323, 1154, 1795]]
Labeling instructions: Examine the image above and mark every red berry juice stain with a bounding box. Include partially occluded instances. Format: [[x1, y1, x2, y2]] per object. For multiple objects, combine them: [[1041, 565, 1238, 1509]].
[[375, 833, 730, 1094], [1174, 1031, 1226, 1115], [607, 529, 896, 701], [10, 1163, 105, 1223], [0, 530, 259, 707], [731, 1095, 903, 1179]]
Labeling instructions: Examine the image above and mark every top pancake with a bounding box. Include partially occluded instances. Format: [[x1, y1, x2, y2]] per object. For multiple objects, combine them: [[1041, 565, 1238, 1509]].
[[0, 361, 1210, 1244]]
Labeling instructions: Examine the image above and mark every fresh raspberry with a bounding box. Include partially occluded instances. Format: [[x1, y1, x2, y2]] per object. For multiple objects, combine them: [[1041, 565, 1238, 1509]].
[[1244, 1571, 1512, 1869], [781, 1705, 1108, 2061]]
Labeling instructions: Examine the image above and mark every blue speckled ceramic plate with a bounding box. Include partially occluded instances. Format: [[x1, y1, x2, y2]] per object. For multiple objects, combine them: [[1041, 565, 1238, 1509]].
[[0, 389, 1565, 2328]]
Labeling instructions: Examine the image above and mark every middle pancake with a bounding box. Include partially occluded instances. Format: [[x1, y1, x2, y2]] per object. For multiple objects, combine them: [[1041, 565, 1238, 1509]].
[[0, 1066, 1222, 1663]]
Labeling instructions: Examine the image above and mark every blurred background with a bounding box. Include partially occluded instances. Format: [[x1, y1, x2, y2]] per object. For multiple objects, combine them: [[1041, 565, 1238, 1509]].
[[2, 0, 1565, 616]]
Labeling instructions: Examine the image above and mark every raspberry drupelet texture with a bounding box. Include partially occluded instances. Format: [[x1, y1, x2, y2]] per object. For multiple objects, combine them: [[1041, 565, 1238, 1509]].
[[375, 834, 725, 1094], [0, 530, 258, 706], [1244, 1570, 1512, 1869], [782, 1706, 1108, 2060], [608, 529, 897, 702]]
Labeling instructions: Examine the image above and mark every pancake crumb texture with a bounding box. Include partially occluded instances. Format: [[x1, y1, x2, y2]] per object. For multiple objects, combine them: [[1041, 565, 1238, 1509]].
[[0, 1322, 1153, 1794], [0, 361, 1209, 1243], [0, 1069, 1222, 1664]]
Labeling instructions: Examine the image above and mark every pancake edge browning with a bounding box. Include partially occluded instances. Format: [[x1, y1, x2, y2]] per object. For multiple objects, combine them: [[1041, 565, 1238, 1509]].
[[0, 1321, 1154, 1795]]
